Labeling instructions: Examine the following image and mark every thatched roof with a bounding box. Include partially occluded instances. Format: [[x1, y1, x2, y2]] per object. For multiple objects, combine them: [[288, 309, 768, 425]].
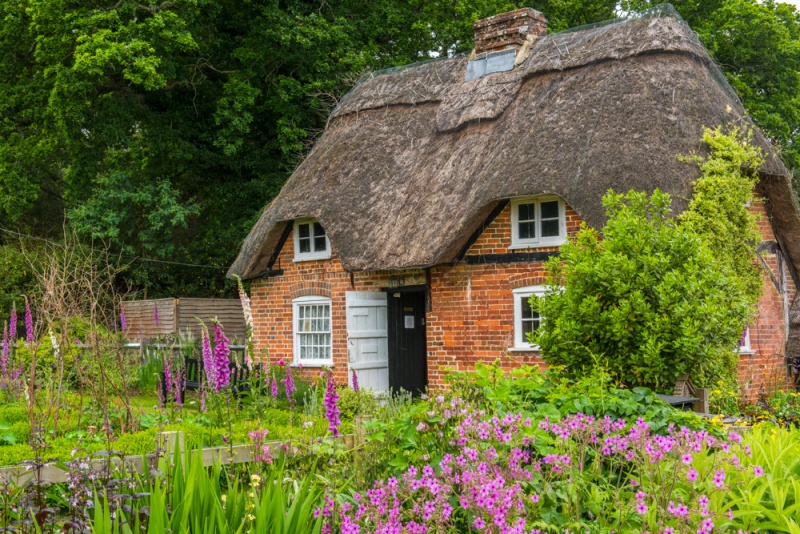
[[229, 5, 800, 281]]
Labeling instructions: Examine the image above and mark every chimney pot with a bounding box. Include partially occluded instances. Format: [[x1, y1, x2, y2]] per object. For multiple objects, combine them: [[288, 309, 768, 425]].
[[472, 7, 548, 56]]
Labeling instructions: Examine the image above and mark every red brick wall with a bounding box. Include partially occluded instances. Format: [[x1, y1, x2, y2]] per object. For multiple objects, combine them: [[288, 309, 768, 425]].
[[737, 198, 796, 397], [248, 197, 795, 397], [250, 231, 426, 385], [466, 203, 582, 255]]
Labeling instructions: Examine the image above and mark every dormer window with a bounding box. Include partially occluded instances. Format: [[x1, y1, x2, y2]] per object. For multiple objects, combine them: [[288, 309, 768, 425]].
[[294, 219, 331, 261], [510, 196, 566, 248]]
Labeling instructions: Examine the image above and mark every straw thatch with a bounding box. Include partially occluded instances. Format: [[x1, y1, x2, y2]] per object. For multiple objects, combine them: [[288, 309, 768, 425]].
[[229, 7, 800, 282]]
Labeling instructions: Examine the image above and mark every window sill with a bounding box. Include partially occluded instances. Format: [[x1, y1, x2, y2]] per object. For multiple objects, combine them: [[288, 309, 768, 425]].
[[294, 253, 332, 263], [738, 349, 756, 356], [291, 361, 333, 368], [509, 241, 564, 250], [508, 346, 540, 353]]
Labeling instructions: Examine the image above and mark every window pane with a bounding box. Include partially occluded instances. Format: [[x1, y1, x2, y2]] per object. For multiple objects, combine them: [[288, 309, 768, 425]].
[[313, 222, 326, 237], [518, 203, 535, 222], [314, 236, 327, 251], [296, 303, 331, 361], [299, 238, 311, 253], [522, 319, 535, 337], [519, 221, 536, 239], [298, 223, 310, 238], [541, 219, 560, 237], [541, 201, 559, 219], [521, 296, 534, 319]]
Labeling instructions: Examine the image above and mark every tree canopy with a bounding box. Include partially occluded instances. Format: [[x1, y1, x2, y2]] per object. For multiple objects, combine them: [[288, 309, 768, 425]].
[[0, 0, 798, 300]]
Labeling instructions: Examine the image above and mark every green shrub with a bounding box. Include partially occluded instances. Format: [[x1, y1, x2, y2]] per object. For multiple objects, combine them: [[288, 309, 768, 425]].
[[534, 189, 752, 391]]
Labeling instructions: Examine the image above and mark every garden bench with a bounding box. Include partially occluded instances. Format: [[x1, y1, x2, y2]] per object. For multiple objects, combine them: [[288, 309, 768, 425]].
[[160, 356, 265, 401], [656, 375, 709, 414]]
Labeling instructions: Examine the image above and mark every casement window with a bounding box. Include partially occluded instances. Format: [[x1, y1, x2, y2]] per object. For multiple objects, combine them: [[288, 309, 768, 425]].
[[293, 296, 333, 366], [294, 219, 331, 261], [511, 285, 546, 350], [510, 196, 566, 248], [738, 326, 755, 355]]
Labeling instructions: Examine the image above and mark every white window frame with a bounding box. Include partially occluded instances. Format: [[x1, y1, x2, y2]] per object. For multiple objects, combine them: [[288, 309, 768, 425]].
[[292, 295, 333, 366], [510, 285, 546, 351], [738, 326, 755, 355], [510, 196, 567, 249], [293, 218, 331, 262]]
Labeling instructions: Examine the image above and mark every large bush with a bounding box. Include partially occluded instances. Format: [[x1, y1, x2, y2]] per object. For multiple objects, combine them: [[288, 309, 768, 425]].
[[534, 188, 751, 391]]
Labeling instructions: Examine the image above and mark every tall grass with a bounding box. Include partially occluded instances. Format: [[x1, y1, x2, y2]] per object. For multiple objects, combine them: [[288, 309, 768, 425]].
[[91, 447, 324, 534]]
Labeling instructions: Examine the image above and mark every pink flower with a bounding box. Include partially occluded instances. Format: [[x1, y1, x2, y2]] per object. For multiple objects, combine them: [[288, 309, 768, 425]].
[[713, 469, 726, 488], [687, 467, 698, 482], [271, 373, 278, 398], [323, 371, 340, 436], [753, 465, 764, 477], [636, 503, 648, 515], [212, 323, 231, 391]]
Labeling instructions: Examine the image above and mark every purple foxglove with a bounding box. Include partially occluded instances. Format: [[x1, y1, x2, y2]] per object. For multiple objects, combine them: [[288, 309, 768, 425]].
[[1, 323, 8, 376], [154, 305, 159, 327], [25, 301, 33, 343], [284, 364, 296, 399], [271, 373, 278, 398], [212, 322, 231, 391], [200, 382, 207, 412], [9, 304, 16, 340], [351, 369, 359, 392], [120, 308, 127, 331], [324, 372, 341, 437], [163, 355, 174, 399], [201, 328, 216, 387]]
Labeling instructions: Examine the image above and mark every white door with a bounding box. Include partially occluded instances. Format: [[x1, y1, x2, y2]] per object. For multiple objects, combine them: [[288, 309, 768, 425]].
[[346, 291, 389, 392]]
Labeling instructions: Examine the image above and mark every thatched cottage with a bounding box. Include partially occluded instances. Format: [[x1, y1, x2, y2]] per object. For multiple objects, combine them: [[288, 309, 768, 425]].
[[229, 5, 800, 395]]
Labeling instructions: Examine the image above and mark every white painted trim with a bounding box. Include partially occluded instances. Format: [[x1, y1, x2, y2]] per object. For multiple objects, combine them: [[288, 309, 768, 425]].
[[738, 326, 754, 355], [293, 218, 332, 262], [510, 195, 567, 249], [507, 346, 540, 353], [292, 295, 333, 366], [512, 285, 546, 349]]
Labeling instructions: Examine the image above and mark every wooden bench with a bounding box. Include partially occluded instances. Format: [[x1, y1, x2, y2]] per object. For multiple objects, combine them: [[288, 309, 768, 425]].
[[663, 375, 710, 414], [160, 357, 265, 401]]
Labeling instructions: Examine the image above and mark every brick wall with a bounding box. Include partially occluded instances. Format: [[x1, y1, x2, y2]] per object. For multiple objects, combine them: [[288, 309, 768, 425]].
[[250, 232, 426, 386], [737, 198, 796, 397], [248, 197, 795, 397]]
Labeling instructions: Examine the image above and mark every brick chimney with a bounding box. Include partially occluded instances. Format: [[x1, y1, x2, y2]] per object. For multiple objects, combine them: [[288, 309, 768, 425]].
[[472, 7, 548, 56]]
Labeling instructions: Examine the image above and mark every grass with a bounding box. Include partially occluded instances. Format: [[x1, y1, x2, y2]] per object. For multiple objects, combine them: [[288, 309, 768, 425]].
[[0, 391, 332, 467]]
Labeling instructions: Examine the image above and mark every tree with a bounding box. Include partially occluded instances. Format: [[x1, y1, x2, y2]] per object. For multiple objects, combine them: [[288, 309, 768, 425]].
[[0, 0, 795, 299]]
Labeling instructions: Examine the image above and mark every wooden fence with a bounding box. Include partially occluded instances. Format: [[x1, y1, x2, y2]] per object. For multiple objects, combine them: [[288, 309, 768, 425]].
[[0, 431, 359, 485], [121, 298, 247, 342]]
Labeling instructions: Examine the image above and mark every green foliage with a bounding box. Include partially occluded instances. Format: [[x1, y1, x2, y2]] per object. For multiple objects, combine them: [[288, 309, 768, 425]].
[[365, 362, 712, 474], [534, 189, 752, 391], [680, 126, 764, 307], [90, 450, 325, 534], [725, 425, 800, 532]]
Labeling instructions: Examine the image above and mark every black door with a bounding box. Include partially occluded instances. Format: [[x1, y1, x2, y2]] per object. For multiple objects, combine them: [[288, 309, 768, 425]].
[[387, 289, 428, 395]]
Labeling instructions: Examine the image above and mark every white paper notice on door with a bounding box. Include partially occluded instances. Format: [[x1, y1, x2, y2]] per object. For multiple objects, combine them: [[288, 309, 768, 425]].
[[404, 315, 414, 329]]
